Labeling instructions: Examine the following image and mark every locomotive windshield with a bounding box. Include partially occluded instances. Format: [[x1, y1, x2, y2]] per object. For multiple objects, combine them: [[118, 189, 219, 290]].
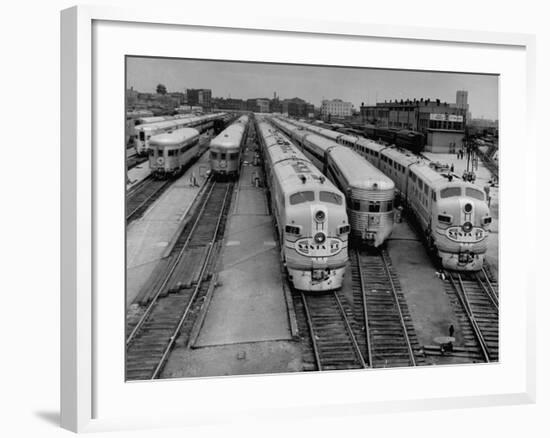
[[440, 187, 462, 198], [465, 187, 485, 201], [320, 191, 343, 205], [290, 191, 315, 205]]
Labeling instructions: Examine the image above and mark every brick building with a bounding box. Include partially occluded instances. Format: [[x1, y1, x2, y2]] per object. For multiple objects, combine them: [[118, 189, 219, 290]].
[[360, 94, 468, 153]]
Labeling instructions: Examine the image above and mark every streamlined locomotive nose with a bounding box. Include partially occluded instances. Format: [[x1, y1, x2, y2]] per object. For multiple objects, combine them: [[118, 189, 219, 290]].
[[314, 232, 326, 244], [462, 221, 473, 232], [315, 210, 326, 222]]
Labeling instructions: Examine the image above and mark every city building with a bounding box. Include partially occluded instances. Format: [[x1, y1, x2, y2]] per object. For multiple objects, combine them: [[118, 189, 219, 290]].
[[282, 97, 315, 118], [126, 87, 139, 108], [360, 93, 468, 153], [456, 90, 468, 110], [244, 98, 271, 113], [469, 118, 499, 136], [168, 92, 186, 106], [186, 88, 212, 109], [320, 99, 353, 119]]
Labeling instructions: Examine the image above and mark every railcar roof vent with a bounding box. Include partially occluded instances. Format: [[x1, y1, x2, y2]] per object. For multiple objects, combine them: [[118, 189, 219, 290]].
[[300, 175, 307, 184]]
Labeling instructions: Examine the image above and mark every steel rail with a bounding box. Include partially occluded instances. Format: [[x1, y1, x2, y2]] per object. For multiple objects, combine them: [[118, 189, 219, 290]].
[[475, 273, 499, 310], [300, 293, 322, 371], [301, 291, 366, 371], [126, 179, 171, 222], [380, 250, 417, 366], [354, 248, 373, 367], [447, 272, 491, 362], [333, 292, 367, 369], [126, 177, 215, 347], [151, 182, 232, 379], [480, 267, 499, 307]]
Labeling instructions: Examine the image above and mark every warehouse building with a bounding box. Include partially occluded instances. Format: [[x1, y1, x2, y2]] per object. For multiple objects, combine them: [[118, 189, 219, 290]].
[[360, 91, 468, 153]]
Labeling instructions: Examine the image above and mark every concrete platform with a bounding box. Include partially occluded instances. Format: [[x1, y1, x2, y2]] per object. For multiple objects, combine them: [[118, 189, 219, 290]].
[[193, 148, 292, 347], [423, 152, 499, 277], [162, 340, 302, 378], [126, 161, 150, 191], [126, 152, 211, 306], [387, 220, 465, 358]]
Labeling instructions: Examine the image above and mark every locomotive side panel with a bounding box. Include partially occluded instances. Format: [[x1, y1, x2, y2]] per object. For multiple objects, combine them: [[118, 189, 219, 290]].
[[256, 118, 349, 291], [289, 118, 492, 271]]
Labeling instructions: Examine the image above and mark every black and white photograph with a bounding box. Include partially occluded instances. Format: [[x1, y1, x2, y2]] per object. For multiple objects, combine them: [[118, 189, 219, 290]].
[[125, 56, 499, 381]]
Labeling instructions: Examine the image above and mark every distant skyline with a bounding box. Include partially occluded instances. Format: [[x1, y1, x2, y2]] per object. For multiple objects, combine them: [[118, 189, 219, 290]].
[[127, 57, 499, 120]]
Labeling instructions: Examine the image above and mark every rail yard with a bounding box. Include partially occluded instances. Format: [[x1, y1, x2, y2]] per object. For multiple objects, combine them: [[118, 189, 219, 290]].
[[125, 111, 499, 380]]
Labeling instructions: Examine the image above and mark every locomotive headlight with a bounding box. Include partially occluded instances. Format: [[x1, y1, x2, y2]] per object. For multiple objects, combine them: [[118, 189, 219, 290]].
[[464, 203, 473, 213], [462, 221, 473, 233], [314, 232, 326, 244], [315, 210, 326, 223]]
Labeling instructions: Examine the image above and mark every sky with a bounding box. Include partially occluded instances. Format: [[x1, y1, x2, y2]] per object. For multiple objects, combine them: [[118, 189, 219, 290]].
[[127, 57, 499, 120]]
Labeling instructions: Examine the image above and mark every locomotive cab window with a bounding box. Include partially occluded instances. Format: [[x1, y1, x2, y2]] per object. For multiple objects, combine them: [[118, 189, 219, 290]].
[[210, 151, 218, 159], [466, 187, 485, 201], [230, 152, 239, 159], [289, 191, 315, 205], [220, 153, 227, 160], [320, 191, 343, 205], [440, 187, 462, 198]]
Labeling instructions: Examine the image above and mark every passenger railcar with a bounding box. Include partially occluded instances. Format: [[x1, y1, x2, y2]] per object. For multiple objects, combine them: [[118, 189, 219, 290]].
[[134, 114, 194, 127], [271, 118, 395, 247], [256, 119, 349, 292], [281, 118, 492, 271], [126, 110, 154, 146], [395, 130, 425, 154], [209, 115, 249, 179], [148, 128, 201, 178], [362, 136, 492, 270], [135, 113, 226, 155]]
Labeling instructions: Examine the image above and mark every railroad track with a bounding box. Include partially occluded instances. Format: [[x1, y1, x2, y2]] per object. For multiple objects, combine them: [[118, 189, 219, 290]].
[[126, 176, 172, 223], [443, 267, 499, 362], [125, 181, 234, 380], [351, 248, 423, 368], [300, 290, 366, 371]]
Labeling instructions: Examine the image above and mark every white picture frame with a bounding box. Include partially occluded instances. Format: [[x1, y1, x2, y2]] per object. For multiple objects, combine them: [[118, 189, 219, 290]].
[[60, 4, 536, 433]]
